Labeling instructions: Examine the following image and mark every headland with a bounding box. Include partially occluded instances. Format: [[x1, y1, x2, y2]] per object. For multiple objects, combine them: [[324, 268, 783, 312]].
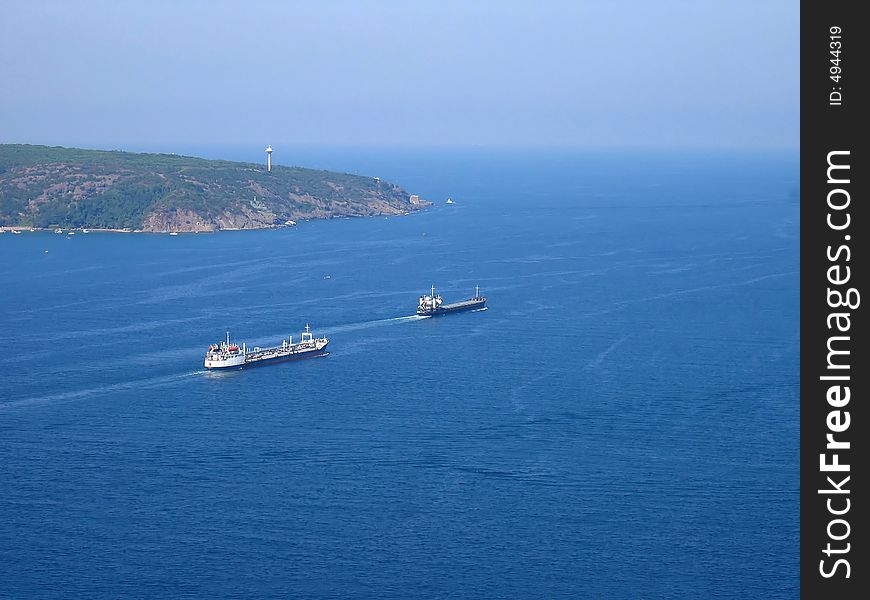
[[0, 144, 429, 233]]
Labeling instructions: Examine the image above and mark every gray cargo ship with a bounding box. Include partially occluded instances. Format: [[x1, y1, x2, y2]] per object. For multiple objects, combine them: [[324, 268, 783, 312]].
[[417, 285, 486, 316]]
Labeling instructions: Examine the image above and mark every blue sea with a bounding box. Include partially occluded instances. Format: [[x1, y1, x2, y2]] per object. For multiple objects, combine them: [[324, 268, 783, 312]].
[[0, 149, 799, 598]]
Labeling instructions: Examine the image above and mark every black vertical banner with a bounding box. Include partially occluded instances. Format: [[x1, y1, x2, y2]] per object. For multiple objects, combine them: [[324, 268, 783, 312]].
[[801, 2, 867, 597]]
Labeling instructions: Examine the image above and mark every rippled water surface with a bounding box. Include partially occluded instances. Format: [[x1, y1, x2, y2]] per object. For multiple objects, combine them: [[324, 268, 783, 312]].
[[0, 149, 799, 598]]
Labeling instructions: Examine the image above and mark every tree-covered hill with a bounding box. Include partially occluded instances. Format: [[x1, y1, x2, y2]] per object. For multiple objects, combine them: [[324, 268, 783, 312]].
[[0, 145, 426, 231]]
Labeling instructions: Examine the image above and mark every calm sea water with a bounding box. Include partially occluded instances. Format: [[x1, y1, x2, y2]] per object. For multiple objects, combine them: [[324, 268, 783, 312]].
[[0, 149, 799, 598]]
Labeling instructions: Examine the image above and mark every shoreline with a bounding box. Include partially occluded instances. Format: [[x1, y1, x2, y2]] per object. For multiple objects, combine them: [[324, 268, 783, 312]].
[[0, 211, 419, 235], [1, 144, 429, 235], [1, 225, 278, 235]]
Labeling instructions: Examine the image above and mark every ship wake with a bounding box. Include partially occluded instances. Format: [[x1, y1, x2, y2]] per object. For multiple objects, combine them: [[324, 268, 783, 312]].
[[322, 314, 429, 335], [0, 370, 204, 410]]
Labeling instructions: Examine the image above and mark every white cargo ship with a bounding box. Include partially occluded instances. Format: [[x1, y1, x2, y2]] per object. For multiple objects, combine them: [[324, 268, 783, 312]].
[[204, 324, 328, 370]]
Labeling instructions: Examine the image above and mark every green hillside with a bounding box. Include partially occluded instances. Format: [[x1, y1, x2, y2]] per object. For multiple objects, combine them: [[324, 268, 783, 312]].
[[0, 145, 425, 231]]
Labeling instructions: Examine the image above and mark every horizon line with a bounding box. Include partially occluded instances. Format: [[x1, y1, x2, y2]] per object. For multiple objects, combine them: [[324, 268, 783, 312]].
[[1, 140, 801, 154]]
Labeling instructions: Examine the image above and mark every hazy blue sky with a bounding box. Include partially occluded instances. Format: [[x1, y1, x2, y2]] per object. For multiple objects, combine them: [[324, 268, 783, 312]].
[[1, 0, 798, 149]]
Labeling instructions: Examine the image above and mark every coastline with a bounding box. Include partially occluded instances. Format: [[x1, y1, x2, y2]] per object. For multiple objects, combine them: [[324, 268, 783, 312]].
[[1, 144, 429, 234], [0, 210, 418, 235]]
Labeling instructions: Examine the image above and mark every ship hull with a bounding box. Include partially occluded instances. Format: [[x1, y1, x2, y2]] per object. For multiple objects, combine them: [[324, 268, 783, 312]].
[[418, 299, 486, 317], [240, 346, 328, 369], [205, 342, 329, 370]]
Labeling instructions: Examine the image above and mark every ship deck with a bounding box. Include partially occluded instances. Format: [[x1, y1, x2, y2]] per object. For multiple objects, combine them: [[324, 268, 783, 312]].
[[441, 299, 486, 310], [244, 342, 321, 363]]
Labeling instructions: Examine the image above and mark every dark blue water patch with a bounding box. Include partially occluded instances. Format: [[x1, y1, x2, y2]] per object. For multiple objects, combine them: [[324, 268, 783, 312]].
[[0, 149, 798, 598]]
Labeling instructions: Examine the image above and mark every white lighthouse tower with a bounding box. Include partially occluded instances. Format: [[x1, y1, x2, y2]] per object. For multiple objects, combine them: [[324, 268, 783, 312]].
[[265, 145, 273, 172]]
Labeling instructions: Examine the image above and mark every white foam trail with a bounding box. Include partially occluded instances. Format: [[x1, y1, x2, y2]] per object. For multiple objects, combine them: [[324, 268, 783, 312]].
[[3, 315, 429, 409], [216, 315, 429, 352], [321, 314, 429, 335], [586, 334, 630, 369], [0, 370, 204, 410]]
